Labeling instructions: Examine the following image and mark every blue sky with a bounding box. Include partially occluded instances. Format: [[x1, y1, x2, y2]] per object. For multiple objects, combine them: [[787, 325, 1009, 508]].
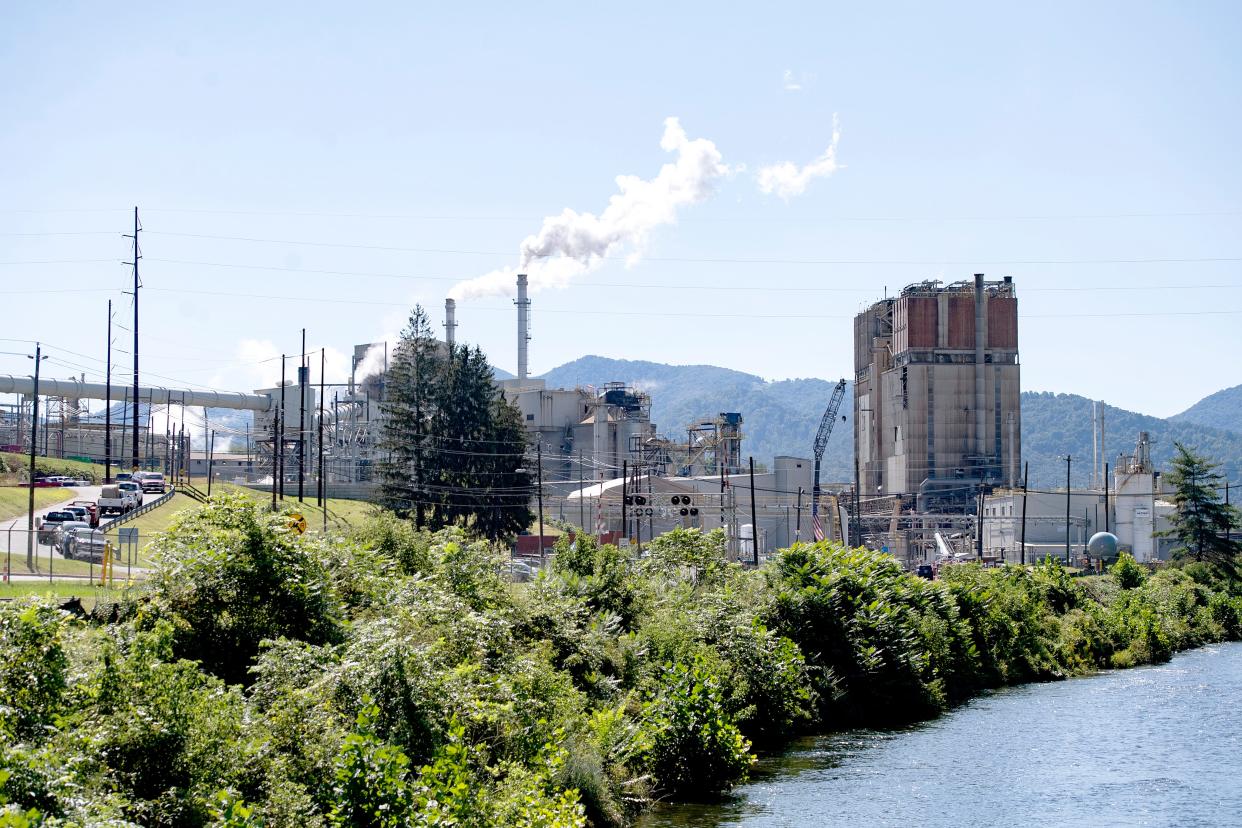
[[2, 1, 1240, 420]]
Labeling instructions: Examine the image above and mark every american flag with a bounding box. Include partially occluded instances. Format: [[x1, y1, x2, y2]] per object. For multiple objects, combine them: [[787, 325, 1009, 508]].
[[812, 513, 825, 542]]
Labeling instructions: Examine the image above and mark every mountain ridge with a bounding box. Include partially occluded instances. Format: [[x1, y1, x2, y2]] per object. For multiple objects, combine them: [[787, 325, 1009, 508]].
[[536, 355, 1242, 487]]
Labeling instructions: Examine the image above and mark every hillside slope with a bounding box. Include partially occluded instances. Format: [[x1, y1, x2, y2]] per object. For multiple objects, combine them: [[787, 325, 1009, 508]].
[[1170, 384, 1242, 434]]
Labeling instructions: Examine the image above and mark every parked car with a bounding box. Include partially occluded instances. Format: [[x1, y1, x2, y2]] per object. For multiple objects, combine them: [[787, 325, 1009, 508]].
[[64, 528, 109, 561], [69, 500, 99, 527], [117, 481, 144, 507], [916, 564, 935, 580], [97, 485, 132, 516], [66, 478, 92, 487], [36, 510, 77, 544], [55, 522, 93, 557], [138, 472, 166, 494]]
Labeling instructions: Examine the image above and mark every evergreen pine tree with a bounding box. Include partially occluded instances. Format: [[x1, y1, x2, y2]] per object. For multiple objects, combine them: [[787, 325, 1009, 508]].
[[1163, 442, 1240, 572], [379, 307, 442, 524], [379, 309, 531, 536]]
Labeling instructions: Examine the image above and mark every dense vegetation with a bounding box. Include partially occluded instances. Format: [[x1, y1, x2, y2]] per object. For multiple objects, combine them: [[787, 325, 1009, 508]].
[[2, 494, 1241, 826]]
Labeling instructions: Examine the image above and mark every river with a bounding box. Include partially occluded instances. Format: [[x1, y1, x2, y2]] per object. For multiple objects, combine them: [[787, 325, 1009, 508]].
[[640, 642, 1242, 828]]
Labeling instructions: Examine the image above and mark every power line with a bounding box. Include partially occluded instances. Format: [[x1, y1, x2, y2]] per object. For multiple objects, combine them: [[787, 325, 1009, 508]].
[[137, 230, 1242, 266]]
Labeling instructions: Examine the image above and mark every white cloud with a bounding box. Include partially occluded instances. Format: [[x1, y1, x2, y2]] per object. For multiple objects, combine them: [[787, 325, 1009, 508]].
[[756, 115, 843, 199], [449, 117, 731, 301], [782, 69, 802, 92]]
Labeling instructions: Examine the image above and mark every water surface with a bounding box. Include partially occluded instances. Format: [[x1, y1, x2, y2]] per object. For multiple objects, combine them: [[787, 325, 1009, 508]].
[[641, 642, 1242, 827]]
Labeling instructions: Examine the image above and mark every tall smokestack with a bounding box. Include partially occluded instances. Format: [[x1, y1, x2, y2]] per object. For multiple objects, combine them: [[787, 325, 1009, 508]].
[[974, 273, 987, 465], [444, 298, 457, 348], [515, 273, 530, 381]]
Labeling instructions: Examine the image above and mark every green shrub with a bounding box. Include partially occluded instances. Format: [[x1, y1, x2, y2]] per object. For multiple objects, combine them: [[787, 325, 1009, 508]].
[[1111, 553, 1146, 590], [329, 705, 413, 828], [146, 494, 342, 684], [0, 604, 67, 742], [639, 658, 754, 798]]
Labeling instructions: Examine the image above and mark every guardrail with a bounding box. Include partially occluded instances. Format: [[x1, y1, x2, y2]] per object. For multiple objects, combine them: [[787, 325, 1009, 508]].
[[100, 486, 177, 531]]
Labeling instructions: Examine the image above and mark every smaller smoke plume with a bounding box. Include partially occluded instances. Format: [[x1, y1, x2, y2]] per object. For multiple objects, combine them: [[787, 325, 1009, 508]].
[[756, 115, 842, 199], [355, 341, 396, 382], [449, 117, 730, 301]]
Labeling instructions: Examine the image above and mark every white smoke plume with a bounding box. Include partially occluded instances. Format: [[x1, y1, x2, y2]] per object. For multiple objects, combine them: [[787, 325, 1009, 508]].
[[756, 115, 842, 199], [449, 117, 730, 301], [355, 340, 397, 382]]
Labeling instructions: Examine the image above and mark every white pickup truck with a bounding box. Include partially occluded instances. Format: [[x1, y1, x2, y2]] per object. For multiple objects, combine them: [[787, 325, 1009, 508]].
[[97, 484, 137, 516]]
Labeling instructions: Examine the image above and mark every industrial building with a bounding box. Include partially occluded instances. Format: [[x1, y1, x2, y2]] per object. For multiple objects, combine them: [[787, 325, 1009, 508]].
[[854, 275, 1021, 509], [981, 432, 1177, 563], [564, 454, 828, 559]]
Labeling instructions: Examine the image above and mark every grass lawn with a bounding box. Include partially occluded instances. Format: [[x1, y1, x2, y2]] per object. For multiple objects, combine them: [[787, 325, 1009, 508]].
[[203, 481, 382, 530], [90, 481, 384, 558], [0, 452, 103, 483], [0, 581, 139, 610], [0, 486, 80, 521], [18, 550, 147, 581]]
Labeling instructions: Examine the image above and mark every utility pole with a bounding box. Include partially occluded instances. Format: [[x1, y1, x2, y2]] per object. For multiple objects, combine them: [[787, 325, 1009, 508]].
[[119, 387, 128, 471], [207, 430, 215, 496], [976, 487, 985, 559], [26, 343, 44, 570], [179, 394, 186, 483], [270, 388, 278, 510], [536, 441, 545, 564], [279, 356, 287, 501], [104, 300, 112, 483], [1104, 462, 1111, 534], [318, 348, 325, 510], [795, 486, 803, 542], [621, 459, 628, 540], [748, 456, 758, 565], [1065, 455, 1072, 565], [578, 449, 585, 531], [298, 328, 306, 503], [1020, 461, 1029, 566], [123, 206, 141, 472]]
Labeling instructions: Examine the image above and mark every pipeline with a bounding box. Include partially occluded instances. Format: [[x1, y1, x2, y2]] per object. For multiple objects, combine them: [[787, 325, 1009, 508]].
[[0, 375, 274, 412]]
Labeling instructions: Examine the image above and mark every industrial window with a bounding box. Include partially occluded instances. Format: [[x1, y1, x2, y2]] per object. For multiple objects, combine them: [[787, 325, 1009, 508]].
[[526, 414, 534, 421]]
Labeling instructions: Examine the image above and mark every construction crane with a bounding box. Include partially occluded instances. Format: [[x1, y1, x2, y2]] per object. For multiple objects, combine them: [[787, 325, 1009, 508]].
[[811, 379, 848, 538]]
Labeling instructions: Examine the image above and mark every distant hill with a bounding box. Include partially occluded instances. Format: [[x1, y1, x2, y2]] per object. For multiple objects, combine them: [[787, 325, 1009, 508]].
[[1170, 384, 1242, 434], [537, 356, 1242, 488], [1022, 392, 1242, 487]]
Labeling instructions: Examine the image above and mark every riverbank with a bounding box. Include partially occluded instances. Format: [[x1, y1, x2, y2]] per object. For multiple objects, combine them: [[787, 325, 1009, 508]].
[[0, 496, 1239, 826], [640, 641, 1242, 827]]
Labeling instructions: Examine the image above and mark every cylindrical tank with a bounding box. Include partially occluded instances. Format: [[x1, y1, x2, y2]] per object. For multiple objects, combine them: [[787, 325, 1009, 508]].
[[1087, 532, 1119, 559]]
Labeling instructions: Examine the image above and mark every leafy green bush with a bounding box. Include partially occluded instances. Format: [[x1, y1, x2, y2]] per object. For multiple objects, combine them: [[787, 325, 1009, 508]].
[[1112, 553, 1146, 589], [639, 658, 754, 797], [146, 493, 342, 684], [0, 604, 67, 742]]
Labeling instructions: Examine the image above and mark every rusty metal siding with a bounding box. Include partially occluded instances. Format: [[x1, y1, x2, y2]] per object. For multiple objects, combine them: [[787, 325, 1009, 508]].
[[988, 296, 1018, 349], [947, 296, 976, 348], [907, 297, 937, 350]]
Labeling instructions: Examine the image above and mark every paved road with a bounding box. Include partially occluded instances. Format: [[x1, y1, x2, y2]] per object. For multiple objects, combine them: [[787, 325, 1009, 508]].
[[1, 486, 105, 579]]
